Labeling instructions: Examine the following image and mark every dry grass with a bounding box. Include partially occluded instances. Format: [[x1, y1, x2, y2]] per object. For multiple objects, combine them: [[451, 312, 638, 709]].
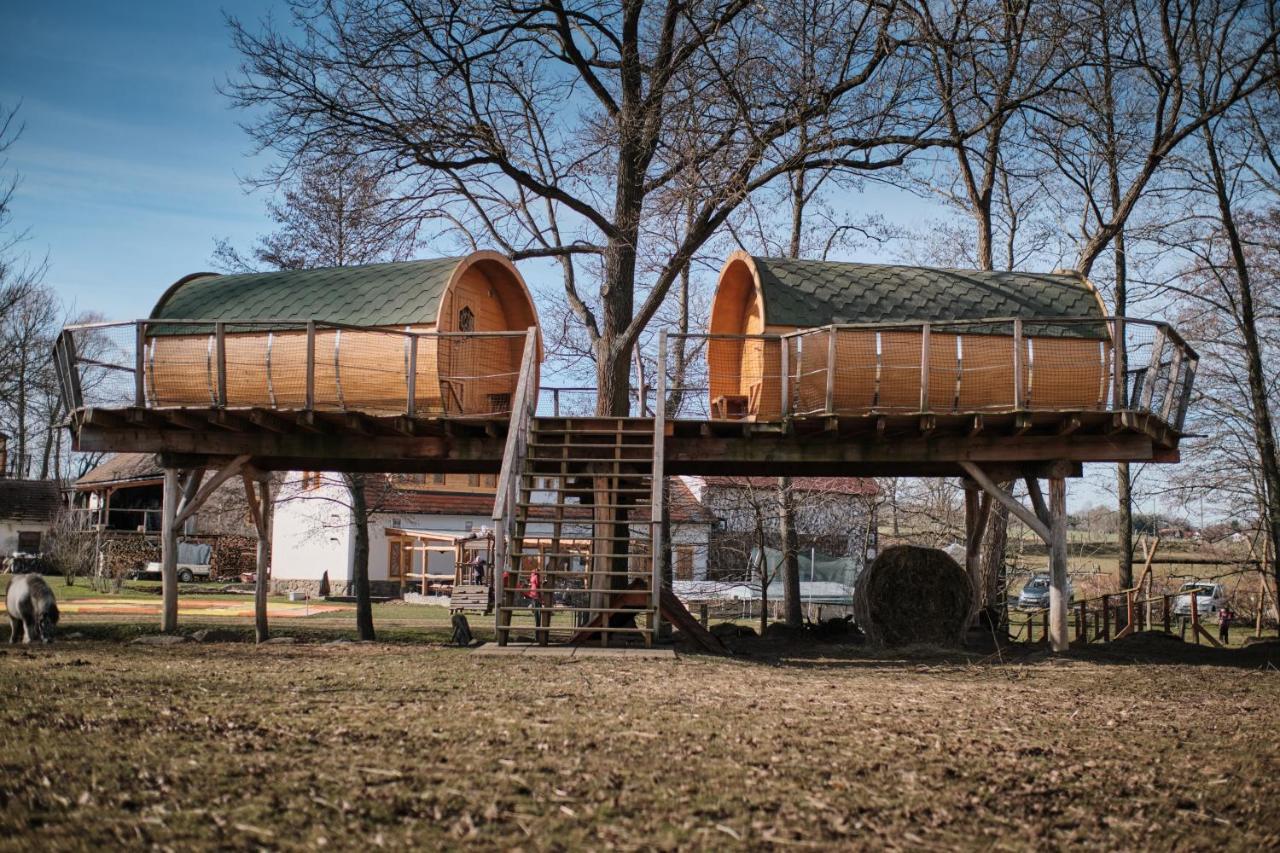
[[2, 638, 1279, 850]]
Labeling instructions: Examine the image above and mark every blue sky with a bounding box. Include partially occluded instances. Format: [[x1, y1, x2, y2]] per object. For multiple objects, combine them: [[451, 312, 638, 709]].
[[0, 0, 281, 320]]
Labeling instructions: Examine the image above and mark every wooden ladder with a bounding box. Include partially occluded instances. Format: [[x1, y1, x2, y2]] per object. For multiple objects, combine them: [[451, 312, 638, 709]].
[[495, 416, 660, 646]]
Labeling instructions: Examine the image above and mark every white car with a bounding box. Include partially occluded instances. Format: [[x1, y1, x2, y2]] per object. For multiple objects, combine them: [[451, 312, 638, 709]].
[[1171, 581, 1226, 617], [143, 561, 211, 584]]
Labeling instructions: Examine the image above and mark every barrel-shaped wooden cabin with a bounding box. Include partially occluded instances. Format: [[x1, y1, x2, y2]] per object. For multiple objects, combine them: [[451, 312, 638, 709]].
[[708, 252, 1111, 420], [145, 251, 540, 417]]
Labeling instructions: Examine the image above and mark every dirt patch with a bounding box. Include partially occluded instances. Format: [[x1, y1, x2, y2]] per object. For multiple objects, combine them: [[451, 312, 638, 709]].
[[2, 641, 1279, 848]]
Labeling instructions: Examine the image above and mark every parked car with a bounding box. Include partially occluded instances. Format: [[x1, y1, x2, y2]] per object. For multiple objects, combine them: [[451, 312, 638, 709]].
[[1171, 581, 1226, 617], [1017, 573, 1073, 609]]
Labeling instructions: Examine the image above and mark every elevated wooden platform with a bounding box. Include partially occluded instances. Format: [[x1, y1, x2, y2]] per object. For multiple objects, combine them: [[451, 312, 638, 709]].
[[71, 406, 1178, 480]]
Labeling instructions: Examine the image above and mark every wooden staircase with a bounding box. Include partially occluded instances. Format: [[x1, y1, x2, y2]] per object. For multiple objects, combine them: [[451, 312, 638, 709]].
[[495, 416, 661, 646]]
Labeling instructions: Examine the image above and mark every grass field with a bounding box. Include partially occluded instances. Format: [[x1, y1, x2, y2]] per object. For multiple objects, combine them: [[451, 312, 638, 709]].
[[3, 627, 1280, 849]]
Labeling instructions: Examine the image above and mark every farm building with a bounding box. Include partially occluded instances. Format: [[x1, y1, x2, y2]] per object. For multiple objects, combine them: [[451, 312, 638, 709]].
[[143, 251, 540, 415], [708, 253, 1111, 420], [74, 454, 256, 537], [271, 473, 717, 598], [689, 476, 878, 584], [0, 478, 61, 561]]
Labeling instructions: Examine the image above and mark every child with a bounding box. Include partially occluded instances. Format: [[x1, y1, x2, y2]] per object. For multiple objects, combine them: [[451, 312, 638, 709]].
[[1219, 604, 1234, 645]]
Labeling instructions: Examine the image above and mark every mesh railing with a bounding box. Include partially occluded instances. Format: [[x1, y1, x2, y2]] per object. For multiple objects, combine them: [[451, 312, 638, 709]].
[[667, 317, 1197, 429], [55, 319, 534, 418]]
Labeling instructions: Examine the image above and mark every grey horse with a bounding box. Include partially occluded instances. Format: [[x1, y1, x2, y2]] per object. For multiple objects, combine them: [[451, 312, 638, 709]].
[[6, 574, 59, 644]]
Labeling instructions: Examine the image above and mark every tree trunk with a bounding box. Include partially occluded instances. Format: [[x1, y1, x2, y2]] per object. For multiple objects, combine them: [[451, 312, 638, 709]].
[[779, 477, 802, 626], [1114, 228, 1134, 590], [981, 496, 1009, 611], [346, 474, 376, 641], [1202, 127, 1280, 602]]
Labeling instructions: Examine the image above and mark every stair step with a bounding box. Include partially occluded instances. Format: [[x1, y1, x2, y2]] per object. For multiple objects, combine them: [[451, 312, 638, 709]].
[[525, 457, 654, 464]]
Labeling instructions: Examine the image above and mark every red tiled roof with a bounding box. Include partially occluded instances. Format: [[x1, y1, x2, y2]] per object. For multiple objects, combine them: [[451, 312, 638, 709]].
[[701, 476, 879, 496], [668, 477, 716, 523], [377, 489, 495, 516]]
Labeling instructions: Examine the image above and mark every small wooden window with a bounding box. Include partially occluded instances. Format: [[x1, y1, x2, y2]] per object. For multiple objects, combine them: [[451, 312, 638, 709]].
[[388, 537, 411, 580], [458, 306, 475, 332], [468, 473, 481, 487], [433, 473, 446, 485], [675, 546, 694, 580], [301, 471, 323, 491], [483, 474, 497, 488]]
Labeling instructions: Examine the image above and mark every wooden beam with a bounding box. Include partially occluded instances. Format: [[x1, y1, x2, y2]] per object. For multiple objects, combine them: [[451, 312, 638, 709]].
[[254, 477, 272, 643], [242, 472, 264, 535], [248, 410, 291, 433], [1024, 476, 1050, 526], [1057, 414, 1082, 436], [161, 468, 179, 633], [960, 461, 1051, 543], [174, 454, 251, 528], [1049, 476, 1069, 652]]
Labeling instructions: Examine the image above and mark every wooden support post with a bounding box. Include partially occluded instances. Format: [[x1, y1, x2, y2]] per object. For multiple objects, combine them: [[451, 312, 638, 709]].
[[406, 334, 418, 417], [1012, 319, 1024, 409], [1101, 594, 1111, 641], [1163, 594, 1171, 633], [215, 322, 227, 409], [779, 338, 790, 418], [161, 467, 180, 633], [1048, 475, 1069, 652], [1077, 601, 1086, 643], [134, 322, 147, 407], [919, 323, 931, 413], [825, 327, 836, 415], [245, 475, 273, 643], [305, 321, 316, 410]]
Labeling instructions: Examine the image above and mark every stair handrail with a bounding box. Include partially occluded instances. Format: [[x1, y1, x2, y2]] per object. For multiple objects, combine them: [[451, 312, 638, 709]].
[[493, 327, 539, 527], [492, 328, 539, 642], [652, 330, 668, 632]]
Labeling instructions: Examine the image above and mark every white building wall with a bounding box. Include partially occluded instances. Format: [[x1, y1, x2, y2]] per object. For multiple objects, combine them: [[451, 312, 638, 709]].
[[369, 512, 494, 580], [670, 522, 711, 580], [1, 519, 50, 557], [270, 478, 354, 583]]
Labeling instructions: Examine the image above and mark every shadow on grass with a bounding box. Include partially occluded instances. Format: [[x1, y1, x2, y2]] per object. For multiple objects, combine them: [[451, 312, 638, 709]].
[[672, 630, 1280, 671]]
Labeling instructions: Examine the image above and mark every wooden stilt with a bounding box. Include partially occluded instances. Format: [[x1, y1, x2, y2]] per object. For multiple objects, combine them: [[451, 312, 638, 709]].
[[161, 467, 180, 633], [241, 471, 272, 642], [1048, 476, 1069, 652]]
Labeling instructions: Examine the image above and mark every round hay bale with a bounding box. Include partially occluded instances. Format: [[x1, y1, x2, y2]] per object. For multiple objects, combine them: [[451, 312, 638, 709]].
[[852, 545, 972, 647]]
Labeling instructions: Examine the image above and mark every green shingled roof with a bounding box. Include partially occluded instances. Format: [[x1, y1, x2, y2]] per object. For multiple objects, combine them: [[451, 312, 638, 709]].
[[150, 258, 466, 326], [752, 258, 1104, 328]]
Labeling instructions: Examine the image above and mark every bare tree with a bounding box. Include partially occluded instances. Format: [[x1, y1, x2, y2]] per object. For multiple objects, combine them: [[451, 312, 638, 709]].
[[216, 152, 420, 640], [223, 0, 958, 416], [1033, 0, 1280, 588]]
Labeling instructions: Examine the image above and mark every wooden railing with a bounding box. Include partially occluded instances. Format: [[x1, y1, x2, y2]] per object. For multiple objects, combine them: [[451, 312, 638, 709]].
[[54, 318, 530, 419], [669, 316, 1198, 430], [491, 329, 541, 640]]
